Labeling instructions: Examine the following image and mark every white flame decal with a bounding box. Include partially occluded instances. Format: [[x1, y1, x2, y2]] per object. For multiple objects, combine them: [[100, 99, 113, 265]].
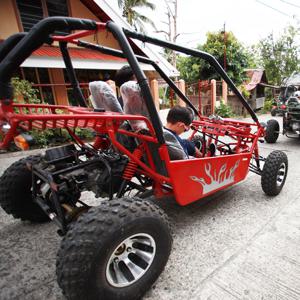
[[190, 160, 240, 194]]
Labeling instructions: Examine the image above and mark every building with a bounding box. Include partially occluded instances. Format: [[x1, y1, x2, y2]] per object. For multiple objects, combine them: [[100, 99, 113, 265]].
[[244, 68, 268, 110], [226, 69, 268, 114], [0, 0, 178, 106]]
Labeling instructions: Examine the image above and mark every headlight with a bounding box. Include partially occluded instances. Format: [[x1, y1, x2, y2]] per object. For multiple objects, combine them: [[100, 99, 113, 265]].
[[1, 122, 11, 133]]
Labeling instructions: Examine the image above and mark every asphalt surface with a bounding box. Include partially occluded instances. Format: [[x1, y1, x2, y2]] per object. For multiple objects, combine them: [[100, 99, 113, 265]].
[[0, 114, 299, 300]]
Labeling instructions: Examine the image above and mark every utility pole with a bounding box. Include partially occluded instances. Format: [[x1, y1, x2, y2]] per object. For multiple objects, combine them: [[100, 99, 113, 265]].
[[172, 0, 178, 69], [223, 22, 227, 71]]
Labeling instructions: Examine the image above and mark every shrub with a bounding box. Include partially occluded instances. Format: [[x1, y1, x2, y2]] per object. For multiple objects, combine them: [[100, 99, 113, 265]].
[[262, 99, 273, 113], [9, 78, 94, 149], [11, 77, 40, 104], [29, 128, 94, 148], [215, 101, 235, 118]]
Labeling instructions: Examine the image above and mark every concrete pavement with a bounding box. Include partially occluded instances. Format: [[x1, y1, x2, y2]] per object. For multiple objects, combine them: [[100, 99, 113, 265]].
[[0, 114, 299, 300]]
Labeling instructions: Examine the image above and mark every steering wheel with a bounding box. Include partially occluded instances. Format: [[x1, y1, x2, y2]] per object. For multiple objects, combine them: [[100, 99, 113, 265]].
[[191, 135, 203, 151]]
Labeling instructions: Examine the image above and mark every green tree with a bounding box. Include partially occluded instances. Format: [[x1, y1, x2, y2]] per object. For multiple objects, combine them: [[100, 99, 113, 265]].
[[177, 55, 201, 82], [118, 0, 156, 32], [177, 31, 253, 85], [11, 77, 40, 103], [255, 26, 300, 85]]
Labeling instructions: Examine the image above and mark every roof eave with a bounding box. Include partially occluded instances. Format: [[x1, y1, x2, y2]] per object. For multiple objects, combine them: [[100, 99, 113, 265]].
[[93, 0, 179, 77]]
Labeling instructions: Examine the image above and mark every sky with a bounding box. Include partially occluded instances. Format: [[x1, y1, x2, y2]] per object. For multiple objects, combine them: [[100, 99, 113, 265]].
[[110, 0, 300, 47]]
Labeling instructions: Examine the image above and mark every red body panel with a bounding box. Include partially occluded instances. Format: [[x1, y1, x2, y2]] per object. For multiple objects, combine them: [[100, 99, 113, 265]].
[[167, 153, 251, 205]]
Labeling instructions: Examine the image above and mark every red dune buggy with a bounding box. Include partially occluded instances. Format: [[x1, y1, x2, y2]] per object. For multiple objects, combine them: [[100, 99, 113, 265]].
[[0, 17, 288, 300]]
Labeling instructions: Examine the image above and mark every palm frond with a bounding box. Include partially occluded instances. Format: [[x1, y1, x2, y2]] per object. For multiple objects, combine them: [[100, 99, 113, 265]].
[[118, 0, 124, 9], [134, 11, 157, 30], [120, 0, 156, 31], [133, 0, 155, 10], [134, 19, 146, 33]]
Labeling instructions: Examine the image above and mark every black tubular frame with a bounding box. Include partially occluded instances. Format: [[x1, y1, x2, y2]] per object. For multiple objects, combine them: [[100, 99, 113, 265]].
[[121, 28, 259, 124], [106, 21, 166, 144], [0, 17, 97, 100], [77, 40, 199, 117], [59, 42, 87, 107], [0, 17, 260, 143], [0, 33, 26, 63]]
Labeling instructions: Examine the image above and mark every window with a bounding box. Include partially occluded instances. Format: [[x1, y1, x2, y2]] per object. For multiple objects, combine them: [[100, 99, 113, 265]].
[[46, 0, 69, 17], [16, 0, 69, 32], [22, 67, 55, 104], [63, 69, 102, 105], [37, 68, 55, 104], [16, 0, 44, 32]]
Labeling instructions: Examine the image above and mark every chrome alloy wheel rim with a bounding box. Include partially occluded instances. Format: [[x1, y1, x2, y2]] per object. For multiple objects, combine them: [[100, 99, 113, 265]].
[[276, 163, 286, 187], [106, 233, 156, 287]]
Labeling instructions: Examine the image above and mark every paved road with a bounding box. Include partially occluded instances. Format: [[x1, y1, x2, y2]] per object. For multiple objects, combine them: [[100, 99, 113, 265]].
[[0, 114, 299, 300]]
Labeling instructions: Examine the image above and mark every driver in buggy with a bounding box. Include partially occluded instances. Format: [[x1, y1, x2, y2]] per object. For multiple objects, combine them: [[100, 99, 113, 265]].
[[164, 106, 202, 158]]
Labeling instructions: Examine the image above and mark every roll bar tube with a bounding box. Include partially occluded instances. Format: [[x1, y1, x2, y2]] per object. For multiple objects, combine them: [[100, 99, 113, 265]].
[[77, 40, 199, 117], [122, 29, 259, 124], [0, 33, 26, 63], [106, 21, 166, 144], [0, 17, 97, 100], [59, 42, 87, 107], [0, 16, 259, 126]]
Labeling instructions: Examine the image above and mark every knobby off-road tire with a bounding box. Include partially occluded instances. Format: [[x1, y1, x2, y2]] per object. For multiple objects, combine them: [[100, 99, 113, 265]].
[[0, 155, 49, 222], [261, 150, 288, 196], [56, 197, 173, 300], [264, 119, 280, 143]]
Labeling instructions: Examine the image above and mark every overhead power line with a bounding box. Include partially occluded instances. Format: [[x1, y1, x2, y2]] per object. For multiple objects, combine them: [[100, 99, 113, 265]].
[[255, 0, 291, 17], [280, 0, 300, 10]]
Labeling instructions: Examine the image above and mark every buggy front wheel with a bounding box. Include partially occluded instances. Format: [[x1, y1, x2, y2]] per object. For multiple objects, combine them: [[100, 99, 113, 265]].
[[261, 150, 288, 196], [56, 197, 172, 300]]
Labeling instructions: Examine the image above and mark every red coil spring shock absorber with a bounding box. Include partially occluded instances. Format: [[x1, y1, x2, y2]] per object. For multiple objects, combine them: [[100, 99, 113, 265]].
[[122, 147, 143, 181]]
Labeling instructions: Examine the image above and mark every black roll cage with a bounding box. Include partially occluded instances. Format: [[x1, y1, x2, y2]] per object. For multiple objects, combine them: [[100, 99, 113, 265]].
[[0, 17, 260, 146]]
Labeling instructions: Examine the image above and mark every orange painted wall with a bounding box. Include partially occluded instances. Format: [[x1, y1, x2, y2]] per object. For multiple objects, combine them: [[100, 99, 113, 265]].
[[0, 0, 120, 51], [0, 0, 20, 40], [69, 0, 121, 50]]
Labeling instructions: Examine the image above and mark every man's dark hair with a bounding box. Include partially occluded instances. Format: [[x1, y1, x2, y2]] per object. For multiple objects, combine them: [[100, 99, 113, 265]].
[[115, 65, 134, 87], [103, 72, 111, 81], [167, 105, 194, 125]]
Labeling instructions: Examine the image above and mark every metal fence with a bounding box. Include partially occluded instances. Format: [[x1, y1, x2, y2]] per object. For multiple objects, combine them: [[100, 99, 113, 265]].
[[186, 80, 214, 116]]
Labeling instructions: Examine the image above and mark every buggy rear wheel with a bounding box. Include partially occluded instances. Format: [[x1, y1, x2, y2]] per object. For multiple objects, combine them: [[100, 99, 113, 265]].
[[261, 151, 288, 196], [0, 155, 49, 222], [56, 197, 172, 300], [264, 119, 280, 143]]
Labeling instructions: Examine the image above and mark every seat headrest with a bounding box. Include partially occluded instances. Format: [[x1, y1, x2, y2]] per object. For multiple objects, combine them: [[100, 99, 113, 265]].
[[120, 81, 150, 130], [89, 81, 123, 113]]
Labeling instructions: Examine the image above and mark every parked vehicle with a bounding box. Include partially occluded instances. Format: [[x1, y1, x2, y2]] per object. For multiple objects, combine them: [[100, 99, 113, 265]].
[[0, 17, 288, 300], [265, 90, 300, 143], [270, 83, 299, 117], [271, 96, 287, 116]]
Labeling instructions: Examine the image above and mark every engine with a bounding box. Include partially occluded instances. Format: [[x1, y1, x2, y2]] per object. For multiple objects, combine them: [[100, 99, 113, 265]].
[[34, 144, 128, 205]]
